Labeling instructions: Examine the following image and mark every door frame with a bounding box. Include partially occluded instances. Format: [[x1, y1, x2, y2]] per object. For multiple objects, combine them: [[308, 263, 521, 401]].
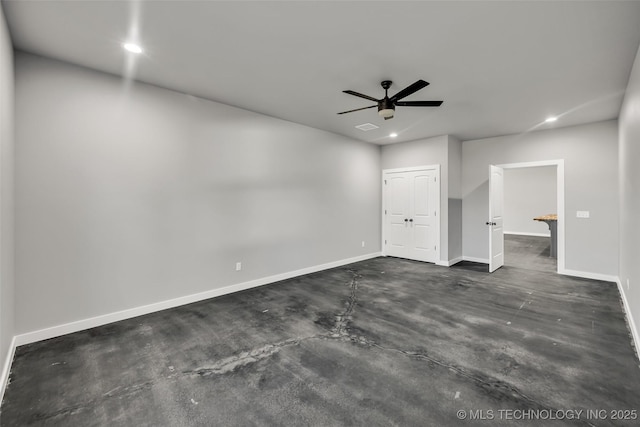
[[382, 165, 441, 263], [492, 159, 565, 274]]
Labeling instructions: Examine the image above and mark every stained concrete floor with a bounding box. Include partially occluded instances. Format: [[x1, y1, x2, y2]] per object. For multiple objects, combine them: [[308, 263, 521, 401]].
[[2, 240, 639, 426], [504, 234, 557, 273]]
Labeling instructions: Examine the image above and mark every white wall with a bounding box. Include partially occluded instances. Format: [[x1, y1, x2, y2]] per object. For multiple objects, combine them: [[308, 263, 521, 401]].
[[619, 42, 640, 345], [14, 53, 381, 335], [504, 167, 556, 236], [380, 135, 454, 264], [0, 3, 15, 391], [462, 120, 618, 277]]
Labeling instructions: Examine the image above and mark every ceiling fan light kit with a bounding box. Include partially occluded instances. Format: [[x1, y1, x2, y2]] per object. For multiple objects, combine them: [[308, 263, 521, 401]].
[[378, 108, 395, 120], [338, 79, 443, 121]]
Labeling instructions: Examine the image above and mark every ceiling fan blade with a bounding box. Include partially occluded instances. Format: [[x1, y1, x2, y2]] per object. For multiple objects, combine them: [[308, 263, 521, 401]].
[[343, 90, 380, 102], [390, 80, 430, 102], [395, 100, 443, 107], [337, 105, 377, 115]]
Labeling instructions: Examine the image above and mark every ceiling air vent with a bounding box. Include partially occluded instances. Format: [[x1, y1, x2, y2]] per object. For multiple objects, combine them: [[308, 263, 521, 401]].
[[355, 123, 379, 131]]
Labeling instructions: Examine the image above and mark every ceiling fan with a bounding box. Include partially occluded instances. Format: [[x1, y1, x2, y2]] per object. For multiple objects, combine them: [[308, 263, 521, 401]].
[[338, 80, 442, 120]]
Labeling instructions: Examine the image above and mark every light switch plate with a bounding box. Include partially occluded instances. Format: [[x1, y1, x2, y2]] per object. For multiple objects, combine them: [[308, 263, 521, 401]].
[[576, 211, 590, 218]]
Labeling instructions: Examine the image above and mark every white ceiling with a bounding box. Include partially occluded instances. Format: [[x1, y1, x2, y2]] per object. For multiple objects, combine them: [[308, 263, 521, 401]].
[[4, 1, 640, 145]]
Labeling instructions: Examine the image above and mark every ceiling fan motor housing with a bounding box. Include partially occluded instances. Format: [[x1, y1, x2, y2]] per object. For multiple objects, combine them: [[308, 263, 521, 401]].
[[379, 98, 394, 111], [378, 97, 395, 119]]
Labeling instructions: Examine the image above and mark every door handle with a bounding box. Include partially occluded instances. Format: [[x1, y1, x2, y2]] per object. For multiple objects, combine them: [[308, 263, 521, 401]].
[[486, 221, 496, 226], [409, 219, 413, 222], [404, 218, 408, 222]]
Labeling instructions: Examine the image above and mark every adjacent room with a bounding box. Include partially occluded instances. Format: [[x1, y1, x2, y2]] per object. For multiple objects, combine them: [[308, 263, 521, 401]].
[[503, 165, 558, 273], [1, 1, 640, 425]]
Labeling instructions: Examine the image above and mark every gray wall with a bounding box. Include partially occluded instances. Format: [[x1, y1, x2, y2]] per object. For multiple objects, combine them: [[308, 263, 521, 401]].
[[447, 136, 462, 261], [462, 120, 618, 276], [380, 135, 449, 171], [619, 43, 640, 341], [504, 167, 556, 236], [380, 135, 453, 264], [14, 53, 381, 334], [0, 4, 15, 382]]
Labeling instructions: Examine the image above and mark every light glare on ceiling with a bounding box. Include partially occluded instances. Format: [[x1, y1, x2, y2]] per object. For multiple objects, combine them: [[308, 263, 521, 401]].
[[545, 116, 558, 123], [390, 133, 398, 138], [123, 42, 143, 54]]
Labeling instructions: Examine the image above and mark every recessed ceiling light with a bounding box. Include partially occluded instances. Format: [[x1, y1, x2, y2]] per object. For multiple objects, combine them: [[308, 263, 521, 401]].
[[545, 116, 558, 123], [123, 42, 143, 54], [389, 133, 398, 138]]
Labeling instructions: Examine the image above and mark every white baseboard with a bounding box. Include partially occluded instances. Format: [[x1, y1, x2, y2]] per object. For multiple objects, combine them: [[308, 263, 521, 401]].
[[436, 257, 463, 267], [504, 231, 550, 237], [462, 256, 489, 264], [14, 252, 382, 347], [616, 277, 640, 361], [1, 336, 17, 405], [559, 268, 618, 283]]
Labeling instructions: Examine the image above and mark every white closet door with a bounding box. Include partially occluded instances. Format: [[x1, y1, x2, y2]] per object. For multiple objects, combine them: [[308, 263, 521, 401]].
[[384, 173, 411, 259], [409, 170, 437, 262], [383, 167, 439, 263]]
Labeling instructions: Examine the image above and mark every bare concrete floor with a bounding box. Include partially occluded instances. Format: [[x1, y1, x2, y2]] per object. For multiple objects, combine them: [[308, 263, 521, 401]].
[[2, 245, 639, 426]]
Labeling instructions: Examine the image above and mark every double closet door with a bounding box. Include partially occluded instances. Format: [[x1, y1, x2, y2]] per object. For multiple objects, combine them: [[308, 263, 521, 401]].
[[383, 166, 440, 263]]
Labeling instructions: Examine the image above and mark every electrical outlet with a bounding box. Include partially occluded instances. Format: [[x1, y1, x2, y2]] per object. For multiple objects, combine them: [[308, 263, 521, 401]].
[[235, 262, 242, 271], [576, 211, 590, 218], [361, 241, 365, 248]]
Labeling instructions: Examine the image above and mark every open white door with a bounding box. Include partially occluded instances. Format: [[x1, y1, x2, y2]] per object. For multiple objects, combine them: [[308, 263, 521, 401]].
[[488, 165, 504, 272]]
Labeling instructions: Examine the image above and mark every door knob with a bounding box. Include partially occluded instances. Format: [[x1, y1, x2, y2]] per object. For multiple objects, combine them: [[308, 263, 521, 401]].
[[409, 219, 413, 222], [404, 218, 408, 222]]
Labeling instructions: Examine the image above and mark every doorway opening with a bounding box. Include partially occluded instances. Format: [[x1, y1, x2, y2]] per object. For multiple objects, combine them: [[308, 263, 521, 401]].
[[489, 160, 565, 274]]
